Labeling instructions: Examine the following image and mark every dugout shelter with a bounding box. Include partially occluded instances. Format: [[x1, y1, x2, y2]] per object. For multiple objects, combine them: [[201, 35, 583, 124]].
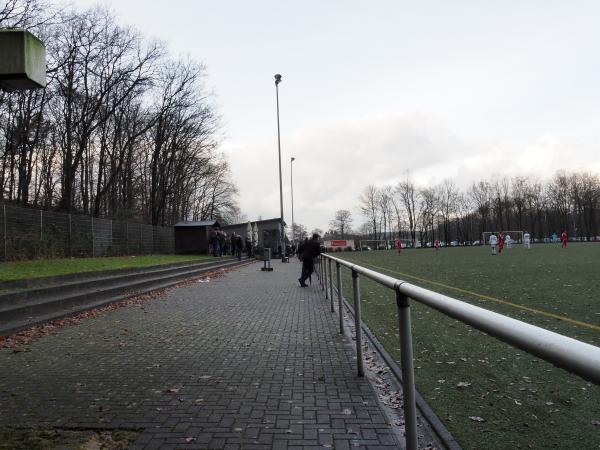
[[174, 220, 221, 254]]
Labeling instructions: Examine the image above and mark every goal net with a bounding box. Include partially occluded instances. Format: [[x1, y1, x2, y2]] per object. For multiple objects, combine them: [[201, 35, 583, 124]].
[[482, 231, 524, 245]]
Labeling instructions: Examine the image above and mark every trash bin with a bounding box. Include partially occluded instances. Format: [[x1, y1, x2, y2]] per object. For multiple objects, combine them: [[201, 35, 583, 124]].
[[261, 248, 273, 271]]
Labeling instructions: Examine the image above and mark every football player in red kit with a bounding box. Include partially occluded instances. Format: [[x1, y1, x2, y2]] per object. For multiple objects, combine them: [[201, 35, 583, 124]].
[[561, 230, 568, 248], [498, 232, 505, 254]]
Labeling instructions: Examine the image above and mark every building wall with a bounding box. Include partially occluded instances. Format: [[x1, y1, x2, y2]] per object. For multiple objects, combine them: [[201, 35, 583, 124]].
[[174, 227, 210, 254]]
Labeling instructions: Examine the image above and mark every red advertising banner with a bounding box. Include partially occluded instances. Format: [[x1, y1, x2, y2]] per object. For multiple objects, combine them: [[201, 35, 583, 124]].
[[331, 240, 347, 247]]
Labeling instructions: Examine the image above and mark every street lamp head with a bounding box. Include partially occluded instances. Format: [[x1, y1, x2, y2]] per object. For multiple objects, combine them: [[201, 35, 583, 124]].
[[274, 73, 282, 85], [291, 157, 295, 162]]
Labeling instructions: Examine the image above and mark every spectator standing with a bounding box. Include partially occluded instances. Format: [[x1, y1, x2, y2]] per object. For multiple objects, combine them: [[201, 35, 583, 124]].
[[210, 229, 219, 257], [298, 234, 321, 287], [230, 233, 236, 256], [235, 233, 243, 260], [245, 236, 252, 258]]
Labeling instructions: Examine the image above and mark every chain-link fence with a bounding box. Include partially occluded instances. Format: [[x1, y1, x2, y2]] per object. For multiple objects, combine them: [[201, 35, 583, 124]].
[[0, 203, 174, 261]]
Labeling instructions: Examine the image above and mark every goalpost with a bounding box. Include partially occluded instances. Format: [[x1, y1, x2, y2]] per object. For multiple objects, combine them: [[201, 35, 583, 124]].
[[482, 231, 524, 246]]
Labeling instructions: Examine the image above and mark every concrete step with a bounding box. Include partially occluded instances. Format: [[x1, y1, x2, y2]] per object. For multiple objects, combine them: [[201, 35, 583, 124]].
[[0, 257, 232, 292], [0, 258, 234, 309], [0, 258, 254, 335]]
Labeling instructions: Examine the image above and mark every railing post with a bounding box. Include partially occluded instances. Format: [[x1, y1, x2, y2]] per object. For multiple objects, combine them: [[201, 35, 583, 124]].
[[320, 256, 325, 290], [336, 261, 344, 335], [328, 258, 334, 312], [396, 290, 418, 450], [352, 269, 364, 377], [324, 257, 329, 299], [317, 255, 321, 283]]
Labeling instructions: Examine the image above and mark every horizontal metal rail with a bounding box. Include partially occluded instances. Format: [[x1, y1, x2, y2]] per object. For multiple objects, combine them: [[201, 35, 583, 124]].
[[320, 253, 600, 450]]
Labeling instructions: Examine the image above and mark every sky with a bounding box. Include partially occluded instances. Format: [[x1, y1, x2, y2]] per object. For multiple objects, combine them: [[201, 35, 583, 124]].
[[70, 0, 600, 232]]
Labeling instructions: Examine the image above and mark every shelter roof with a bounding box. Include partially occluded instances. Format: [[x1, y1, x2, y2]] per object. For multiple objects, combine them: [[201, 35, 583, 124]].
[[174, 220, 220, 228]]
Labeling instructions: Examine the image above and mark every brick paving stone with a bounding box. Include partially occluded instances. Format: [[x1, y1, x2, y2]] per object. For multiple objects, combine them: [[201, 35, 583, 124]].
[[0, 260, 403, 449]]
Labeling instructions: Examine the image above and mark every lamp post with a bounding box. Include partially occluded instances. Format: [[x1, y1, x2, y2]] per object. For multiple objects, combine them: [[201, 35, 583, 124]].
[[274, 73, 286, 262], [290, 156, 295, 244]]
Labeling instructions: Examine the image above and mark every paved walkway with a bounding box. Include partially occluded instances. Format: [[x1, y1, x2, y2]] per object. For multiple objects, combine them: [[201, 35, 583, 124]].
[[0, 260, 404, 449]]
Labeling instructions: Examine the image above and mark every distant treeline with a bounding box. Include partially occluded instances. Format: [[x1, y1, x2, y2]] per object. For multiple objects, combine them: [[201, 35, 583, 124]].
[[0, 0, 239, 226], [354, 172, 600, 246]]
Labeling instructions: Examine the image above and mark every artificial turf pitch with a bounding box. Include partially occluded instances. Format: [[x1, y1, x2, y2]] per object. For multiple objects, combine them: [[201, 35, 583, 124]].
[[335, 243, 599, 450]]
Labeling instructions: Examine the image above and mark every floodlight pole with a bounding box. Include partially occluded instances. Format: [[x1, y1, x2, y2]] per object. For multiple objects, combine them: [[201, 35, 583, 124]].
[[290, 156, 295, 244], [274, 74, 286, 262]]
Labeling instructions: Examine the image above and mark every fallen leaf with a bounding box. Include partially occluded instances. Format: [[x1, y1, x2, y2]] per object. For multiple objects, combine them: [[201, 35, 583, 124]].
[[469, 416, 486, 422]]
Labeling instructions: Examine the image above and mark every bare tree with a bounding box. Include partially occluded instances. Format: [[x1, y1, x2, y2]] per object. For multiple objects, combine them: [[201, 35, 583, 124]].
[[469, 181, 491, 237], [417, 187, 438, 246], [329, 209, 353, 238], [438, 179, 458, 245], [359, 185, 380, 241], [396, 175, 419, 247]]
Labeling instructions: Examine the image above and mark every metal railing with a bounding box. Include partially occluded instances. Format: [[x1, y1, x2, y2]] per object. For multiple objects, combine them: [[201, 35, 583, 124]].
[[318, 253, 600, 450]]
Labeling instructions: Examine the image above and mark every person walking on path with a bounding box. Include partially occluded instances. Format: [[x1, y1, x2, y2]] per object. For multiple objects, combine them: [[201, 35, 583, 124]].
[[298, 233, 321, 287]]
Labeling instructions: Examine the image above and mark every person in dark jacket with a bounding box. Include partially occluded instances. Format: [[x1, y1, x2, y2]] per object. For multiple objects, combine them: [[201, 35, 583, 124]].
[[298, 233, 321, 287], [235, 233, 243, 260], [245, 236, 252, 258], [210, 230, 219, 257]]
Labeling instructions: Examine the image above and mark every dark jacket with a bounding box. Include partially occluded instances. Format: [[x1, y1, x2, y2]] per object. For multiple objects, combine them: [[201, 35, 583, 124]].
[[303, 238, 321, 260]]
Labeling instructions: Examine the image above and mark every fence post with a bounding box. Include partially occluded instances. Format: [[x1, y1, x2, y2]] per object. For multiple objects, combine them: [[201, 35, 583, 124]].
[[352, 269, 364, 377], [3, 204, 6, 260], [396, 290, 418, 450], [91, 216, 95, 257], [328, 258, 334, 312], [336, 261, 344, 334], [68, 214, 72, 257]]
